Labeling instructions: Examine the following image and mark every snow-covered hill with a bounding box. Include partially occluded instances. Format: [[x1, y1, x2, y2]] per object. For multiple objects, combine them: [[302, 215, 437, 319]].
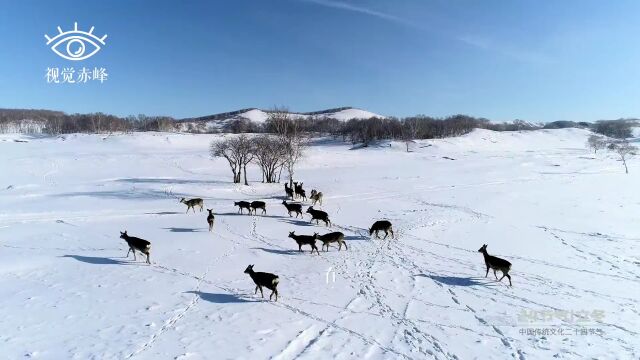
[[176, 107, 384, 132], [0, 129, 638, 359]]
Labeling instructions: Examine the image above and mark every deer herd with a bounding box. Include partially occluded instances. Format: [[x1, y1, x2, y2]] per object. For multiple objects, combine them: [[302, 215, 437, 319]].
[[121, 180, 513, 302]]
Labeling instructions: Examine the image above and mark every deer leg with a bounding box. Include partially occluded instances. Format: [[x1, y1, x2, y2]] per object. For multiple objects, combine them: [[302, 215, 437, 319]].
[[383, 230, 388, 239], [146, 252, 150, 264], [133, 251, 137, 261], [259, 286, 264, 298], [485, 266, 489, 277], [126, 247, 131, 258], [505, 273, 512, 286], [493, 269, 498, 280], [299, 244, 303, 252], [390, 229, 394, 239], [255, 285, 259, 295]]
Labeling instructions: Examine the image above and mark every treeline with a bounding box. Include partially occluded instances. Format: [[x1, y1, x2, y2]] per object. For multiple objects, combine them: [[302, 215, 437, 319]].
[[0, 109, 176, 134], [1, 108, 637, 143]]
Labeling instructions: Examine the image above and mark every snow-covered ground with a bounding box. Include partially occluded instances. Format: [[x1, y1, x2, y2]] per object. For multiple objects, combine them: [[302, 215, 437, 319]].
[[0, 129, 638, 359]]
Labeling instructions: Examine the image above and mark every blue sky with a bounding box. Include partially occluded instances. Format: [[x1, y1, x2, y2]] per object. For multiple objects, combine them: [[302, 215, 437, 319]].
[[0, 0, 639, 121]]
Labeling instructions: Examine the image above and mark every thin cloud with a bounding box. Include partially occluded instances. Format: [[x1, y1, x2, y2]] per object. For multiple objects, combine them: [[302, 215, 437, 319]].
[[301, 0, 411, 26]]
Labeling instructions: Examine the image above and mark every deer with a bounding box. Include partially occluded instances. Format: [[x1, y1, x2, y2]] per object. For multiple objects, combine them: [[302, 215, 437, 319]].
[[478, 244, 512, 286], [119, 231, 151, 264], [314, 232, 346, 251], [288, 231, 320, 255], [294, 182, 305, 199], [206, 209, 215, 231], [250, 201, 267, 215], [310, 191, 323, 206], [244, 265, 279, 301], [284, 183, 294, 200], [306, 207, 331, 226], [282, 200, 303, 218], [369, 220, 394, 239], [234, 201, 251, 214], [180, 198, 204, 213]]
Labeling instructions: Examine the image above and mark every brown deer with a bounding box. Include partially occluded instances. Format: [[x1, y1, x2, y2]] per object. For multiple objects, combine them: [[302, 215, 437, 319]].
[[119, 231, 151, 264], [288, 231, 320, 255], [282, 200, 303, 218], [234, 201, 251, 214], [250, 201, 267, 215], [180, 198, 204, 213], [206, 209, 215, 231], [478, 244, 512, 286], [369, 220, 394, 239], [306, 207, 331, 226], [244, 265, 279, 301], [314, 232, 346, 251]]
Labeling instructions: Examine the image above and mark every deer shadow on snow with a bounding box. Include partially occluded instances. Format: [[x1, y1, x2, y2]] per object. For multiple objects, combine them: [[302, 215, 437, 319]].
[[61, 254, 135, 265], [185, 291, 258, 303], [251, 247, 302, 256], [278, 218, 314, 227], [417, 274, 497, 287], [162, 227, 205, 233]]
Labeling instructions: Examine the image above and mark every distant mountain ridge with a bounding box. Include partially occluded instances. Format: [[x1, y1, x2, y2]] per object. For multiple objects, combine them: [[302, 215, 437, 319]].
[[178, 107, 384, 123]]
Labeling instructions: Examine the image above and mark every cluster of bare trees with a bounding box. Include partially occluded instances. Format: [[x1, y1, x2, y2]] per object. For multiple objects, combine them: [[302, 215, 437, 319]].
[[586, 134, 638, 174], [211, 109, 307, 185]]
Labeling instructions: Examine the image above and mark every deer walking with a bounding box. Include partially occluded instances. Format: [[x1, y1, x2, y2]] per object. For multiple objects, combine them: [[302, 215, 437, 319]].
[[310, 190, 323, 206], [119, 231, 151, 264], [234, 201, 251, 214], [180, 198, 204, 213], [306, 207, 331, 226], [244, 265, 279, 301], [369, 220, 394, 239], [315, 232, 346, 251], [282, 200, 303, 218], [206, 209, 215, 231], [478, 244, 512, 286], [288, 231, 320, 255], [284, 183, 294, 200], [250, 201, 267, 215]]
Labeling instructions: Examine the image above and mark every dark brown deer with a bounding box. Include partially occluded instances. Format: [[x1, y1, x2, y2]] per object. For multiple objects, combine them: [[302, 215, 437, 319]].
[[294, 182, 305, 199], [234, 201, 251, 214], [119, 231, 151, 264], [250, 201, 267, 215], [244, 265, 279, 301], [288, 231, 320, 255], [206, 209, 215, 231], [314, 232, 346, 251], [478, 244, 512, 286], [282, 200, 303, 218], [369, 220, 394, 239], [306, 207, 331, 226], [284, 183, 294, 200]]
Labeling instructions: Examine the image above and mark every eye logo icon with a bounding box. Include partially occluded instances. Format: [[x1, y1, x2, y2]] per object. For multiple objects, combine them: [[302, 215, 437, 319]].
[[45, 22, 107, 61]]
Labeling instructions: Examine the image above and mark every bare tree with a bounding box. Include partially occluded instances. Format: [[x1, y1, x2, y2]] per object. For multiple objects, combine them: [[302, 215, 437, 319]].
[[586, 134, 607, 154], [253, 135, 287, 183], [402, 117, 420, 152], [210, 135, 254, 184], [609, 139, 637, 174], [265, 107, 307, 187]]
